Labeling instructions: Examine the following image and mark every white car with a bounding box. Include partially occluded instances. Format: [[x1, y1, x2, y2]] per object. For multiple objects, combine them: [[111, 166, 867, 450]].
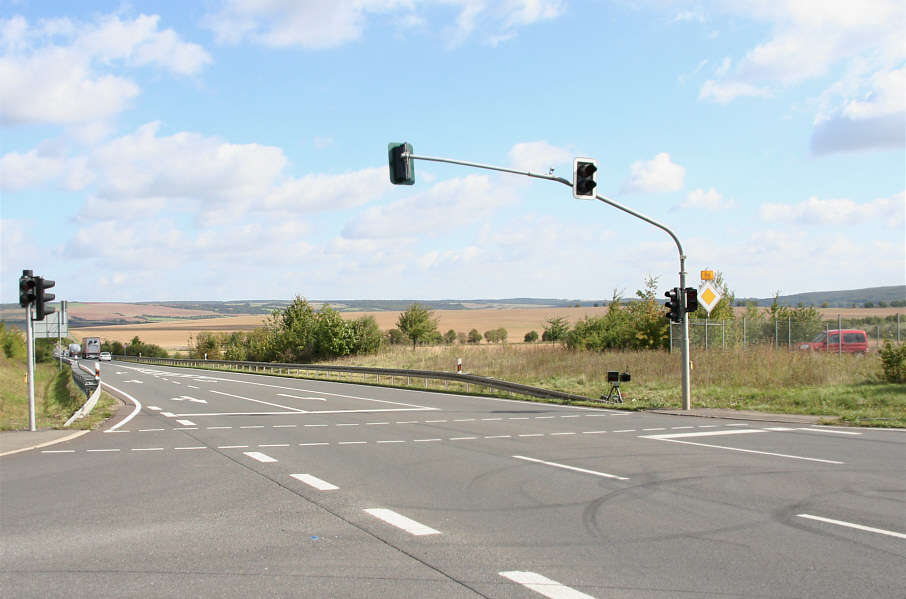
[[99, 352, 112, 361]]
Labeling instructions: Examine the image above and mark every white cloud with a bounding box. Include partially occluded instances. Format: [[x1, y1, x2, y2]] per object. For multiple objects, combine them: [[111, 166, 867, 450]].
[[204, 0, 564, 49], [680, 187, 732, 211], [507, 140, 572, 173], [695, 0, 905, 154], [78, 122, 286, 222], [342, 174, 519, 239], [0, 147, 68, 191], [621, 152, 686, 194], [0, 13, 210, 127], [698, 78, 772, 103], [759, 192, 905, 228]]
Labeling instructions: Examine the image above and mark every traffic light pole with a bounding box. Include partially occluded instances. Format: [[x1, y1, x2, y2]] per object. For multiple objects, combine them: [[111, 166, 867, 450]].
[[402, 150, 692, 410], [25, 304, 37, 431]]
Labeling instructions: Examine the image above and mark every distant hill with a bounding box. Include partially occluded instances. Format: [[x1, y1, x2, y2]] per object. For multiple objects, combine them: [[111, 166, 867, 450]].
[[742, 285, 905, 308]]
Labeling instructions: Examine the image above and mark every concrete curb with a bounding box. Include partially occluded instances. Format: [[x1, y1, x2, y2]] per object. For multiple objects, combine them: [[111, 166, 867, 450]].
[[0, 429, 91, 457]]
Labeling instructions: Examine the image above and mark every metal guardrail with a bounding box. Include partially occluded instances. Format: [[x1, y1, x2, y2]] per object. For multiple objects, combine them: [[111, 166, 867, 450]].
[[115, 356, 595, 404], [71, 367, 98, 398]]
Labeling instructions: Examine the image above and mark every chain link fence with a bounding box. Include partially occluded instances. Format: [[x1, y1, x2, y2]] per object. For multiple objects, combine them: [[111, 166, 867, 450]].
[[669, 314, 904, 352]]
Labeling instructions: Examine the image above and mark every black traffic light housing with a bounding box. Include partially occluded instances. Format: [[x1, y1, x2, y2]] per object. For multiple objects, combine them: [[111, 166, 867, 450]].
[[34, 276, 55, 320], [664, 287, 681, 323], [573, 158, 598, 199], [388, 142, 414, 185], [19, 270, 36, 308], [685, 287, 698, 313]]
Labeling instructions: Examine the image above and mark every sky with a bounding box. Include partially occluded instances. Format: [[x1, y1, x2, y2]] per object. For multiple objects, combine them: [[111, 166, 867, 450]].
[[1, 0, 904, 305]]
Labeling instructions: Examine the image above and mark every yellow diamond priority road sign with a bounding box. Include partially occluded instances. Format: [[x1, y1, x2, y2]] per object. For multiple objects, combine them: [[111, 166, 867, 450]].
[[698, 281, 722, 315]]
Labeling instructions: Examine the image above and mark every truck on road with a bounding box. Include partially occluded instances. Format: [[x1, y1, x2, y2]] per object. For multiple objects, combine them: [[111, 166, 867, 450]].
[[81, 337, 101, 360], [68, 343, 81, 358]]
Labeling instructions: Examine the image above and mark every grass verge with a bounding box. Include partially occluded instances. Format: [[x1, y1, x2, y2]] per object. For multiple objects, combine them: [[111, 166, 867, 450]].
[[0, 357, 117, 431], [325, 344, 906, 427]]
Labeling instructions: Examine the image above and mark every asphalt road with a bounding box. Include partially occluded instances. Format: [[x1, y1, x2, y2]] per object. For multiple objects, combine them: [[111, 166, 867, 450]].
[[2, 360, 904, 598]]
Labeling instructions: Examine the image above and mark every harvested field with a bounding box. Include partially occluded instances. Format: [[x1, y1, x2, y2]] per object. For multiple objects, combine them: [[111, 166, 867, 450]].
[[69, 306, 904, 352], [70, 307, 614, 351]]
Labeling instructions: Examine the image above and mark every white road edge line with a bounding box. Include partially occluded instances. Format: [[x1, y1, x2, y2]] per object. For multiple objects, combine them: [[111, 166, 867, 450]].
[[101, 382, 142, 431], [364, 508, 440, 536], [798, 514, 906, 539], [499, 571, 598, 599], [513, 455, 628, 481], [291, 474, 339, 491]]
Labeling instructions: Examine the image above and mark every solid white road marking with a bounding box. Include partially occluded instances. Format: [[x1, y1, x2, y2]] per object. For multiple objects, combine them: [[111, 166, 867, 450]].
[[277, 393, 326, 401], [798, 514, 906, 539], [644, 429, 762, 440], [642, 429, 845, 464], [364, 508, 440, 536], [513, 455, 628, 481], [210, 390, 308, 413], [499, 571, 598, 599], [243, 451, 277, 463], [291, 473, 339, 491], [176, 419, 196, 426], [101, 382, 142, 431]]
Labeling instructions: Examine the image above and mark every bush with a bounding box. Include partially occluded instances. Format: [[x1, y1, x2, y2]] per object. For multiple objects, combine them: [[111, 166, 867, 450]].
[[1, 324, 26, 359], [879, 340, 906, 383]]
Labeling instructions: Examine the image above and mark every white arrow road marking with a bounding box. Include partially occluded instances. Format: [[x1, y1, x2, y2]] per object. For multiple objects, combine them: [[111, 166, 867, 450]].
[[170, 395, 208, 404], [364, 509, 440, 536], [124, 379, 143, 384], [500, 571, 598, 599]]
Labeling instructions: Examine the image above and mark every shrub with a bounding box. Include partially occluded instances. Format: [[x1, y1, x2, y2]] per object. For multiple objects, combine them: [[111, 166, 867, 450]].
[[879, 340, 906, 383]]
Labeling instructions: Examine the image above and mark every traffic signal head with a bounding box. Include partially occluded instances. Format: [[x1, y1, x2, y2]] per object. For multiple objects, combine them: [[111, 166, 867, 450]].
[[388, 142, 414, 185], [19, 271, 36, 308], [685, 287, 698, 313], [664, 288, 681, 323], [35, 276, 55, 320], [573, 158, 598, 199]]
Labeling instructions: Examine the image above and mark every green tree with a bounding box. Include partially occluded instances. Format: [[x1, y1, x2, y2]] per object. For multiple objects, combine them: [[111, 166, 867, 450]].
[[542, 316, 569, 343], [467, 328, 482, 344], [524, 330, 539, 343], [267, 296, 318, 362], [443, 329, 458, 344], [386, 328, 407, 345], [396, 303, 440, 348], [314, 305, 355, 359], [350, 315, 384, 355]]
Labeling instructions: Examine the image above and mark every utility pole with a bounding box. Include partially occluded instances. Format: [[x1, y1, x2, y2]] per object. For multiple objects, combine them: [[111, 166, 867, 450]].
[[388, 143, 692, 409]]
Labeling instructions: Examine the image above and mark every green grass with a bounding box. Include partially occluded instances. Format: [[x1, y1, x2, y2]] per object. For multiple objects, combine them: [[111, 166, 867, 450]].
[[0, 357, 117, 431]]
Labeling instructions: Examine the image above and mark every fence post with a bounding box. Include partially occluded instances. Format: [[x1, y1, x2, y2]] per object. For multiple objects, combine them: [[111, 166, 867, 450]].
[[743, 316, 747, 351]]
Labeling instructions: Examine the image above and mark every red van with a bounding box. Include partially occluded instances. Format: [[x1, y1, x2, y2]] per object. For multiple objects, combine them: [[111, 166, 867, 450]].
[[798, 329, 869, 354]]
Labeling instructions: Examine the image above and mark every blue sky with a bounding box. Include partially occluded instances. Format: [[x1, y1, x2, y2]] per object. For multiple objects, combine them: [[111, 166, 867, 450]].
[[2, 0, 904, 304]]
